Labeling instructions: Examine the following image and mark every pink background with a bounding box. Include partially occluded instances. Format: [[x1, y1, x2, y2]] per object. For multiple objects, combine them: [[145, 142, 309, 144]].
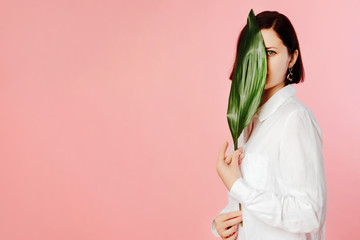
[[0, 0, 359, 239]]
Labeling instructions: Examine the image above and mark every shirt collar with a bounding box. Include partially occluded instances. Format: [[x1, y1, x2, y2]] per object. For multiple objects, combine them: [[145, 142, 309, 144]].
[[255, 84, 296, 123]]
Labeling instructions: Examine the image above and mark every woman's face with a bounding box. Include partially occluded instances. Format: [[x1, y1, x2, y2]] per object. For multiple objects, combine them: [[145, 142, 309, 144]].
[[260, 28, 298, 90]]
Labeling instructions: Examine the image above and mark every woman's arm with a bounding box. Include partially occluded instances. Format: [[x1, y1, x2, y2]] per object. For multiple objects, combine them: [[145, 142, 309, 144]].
[[211, 142, 238, 237], [211, 191, 241, 237], [228, 109, 327, 233], [211, 202, 230, 237]]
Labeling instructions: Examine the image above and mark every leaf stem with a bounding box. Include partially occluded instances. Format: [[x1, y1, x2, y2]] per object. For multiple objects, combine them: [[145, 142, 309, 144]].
[[239, 203, 243, 227]]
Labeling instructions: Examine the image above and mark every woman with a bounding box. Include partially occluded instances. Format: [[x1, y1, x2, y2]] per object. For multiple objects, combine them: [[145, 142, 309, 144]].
[[211, 11, 327, 240]]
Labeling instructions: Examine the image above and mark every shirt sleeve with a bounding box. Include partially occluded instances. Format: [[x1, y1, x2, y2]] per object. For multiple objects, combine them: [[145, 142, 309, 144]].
[[228, 109, 327, 233]]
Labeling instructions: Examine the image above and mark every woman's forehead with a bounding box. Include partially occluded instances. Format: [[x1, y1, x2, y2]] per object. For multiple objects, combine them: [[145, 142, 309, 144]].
[[260, 28, 284, 48]]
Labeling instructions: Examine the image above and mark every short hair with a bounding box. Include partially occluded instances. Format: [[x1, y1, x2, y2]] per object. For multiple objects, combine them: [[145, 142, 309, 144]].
[[229, 11, 305, 86]]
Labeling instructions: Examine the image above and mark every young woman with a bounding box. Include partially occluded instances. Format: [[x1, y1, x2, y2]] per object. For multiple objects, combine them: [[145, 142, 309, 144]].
[[211, 11, 327, 240]]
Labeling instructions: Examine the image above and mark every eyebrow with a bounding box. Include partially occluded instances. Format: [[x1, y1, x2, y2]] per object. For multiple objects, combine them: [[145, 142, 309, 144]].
[[265, 47, 277, 49]]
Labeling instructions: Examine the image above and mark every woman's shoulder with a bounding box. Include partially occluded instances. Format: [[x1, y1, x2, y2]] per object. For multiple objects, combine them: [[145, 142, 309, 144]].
[[280, 96, 318, 121], [280, 96, 322, 137]]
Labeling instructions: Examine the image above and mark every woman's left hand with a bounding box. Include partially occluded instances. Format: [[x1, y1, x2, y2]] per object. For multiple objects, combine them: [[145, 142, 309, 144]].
[[216, 141, 245, 191]]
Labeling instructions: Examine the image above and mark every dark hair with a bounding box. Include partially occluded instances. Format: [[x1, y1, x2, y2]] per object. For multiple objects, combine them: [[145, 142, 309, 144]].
[[229, 11, 305, 86]]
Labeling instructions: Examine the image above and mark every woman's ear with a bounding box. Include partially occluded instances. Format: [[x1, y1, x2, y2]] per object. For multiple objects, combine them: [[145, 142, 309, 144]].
[[289, 49, 299, 68]]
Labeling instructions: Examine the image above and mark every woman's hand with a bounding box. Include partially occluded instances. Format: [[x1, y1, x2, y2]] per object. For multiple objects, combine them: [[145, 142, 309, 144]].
[[216, 141, 245, 191], [214, 210, 243, 239]]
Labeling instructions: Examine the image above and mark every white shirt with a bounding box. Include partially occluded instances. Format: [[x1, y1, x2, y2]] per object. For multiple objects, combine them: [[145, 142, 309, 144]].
[[211, 84, 327, 239]]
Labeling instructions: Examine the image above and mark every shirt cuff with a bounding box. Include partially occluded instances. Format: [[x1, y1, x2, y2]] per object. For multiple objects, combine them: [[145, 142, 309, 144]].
[[211, 217, 220, 237], [229, 177, 252, 204]]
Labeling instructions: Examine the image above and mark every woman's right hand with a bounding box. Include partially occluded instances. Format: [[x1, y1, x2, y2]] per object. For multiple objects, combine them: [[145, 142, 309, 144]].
[[214, 210, 243, 239]]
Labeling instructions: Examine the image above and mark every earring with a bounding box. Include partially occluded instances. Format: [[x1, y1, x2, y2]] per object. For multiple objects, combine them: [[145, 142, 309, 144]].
[[286, 67, 294, 82]]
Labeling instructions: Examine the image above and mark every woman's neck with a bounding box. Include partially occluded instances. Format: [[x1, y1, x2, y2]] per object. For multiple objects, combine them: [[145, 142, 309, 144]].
[[259, 83, 285, 107]]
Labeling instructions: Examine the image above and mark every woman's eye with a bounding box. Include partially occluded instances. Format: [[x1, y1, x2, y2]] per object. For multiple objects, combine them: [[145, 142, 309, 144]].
[[267, 50, 275, 56]]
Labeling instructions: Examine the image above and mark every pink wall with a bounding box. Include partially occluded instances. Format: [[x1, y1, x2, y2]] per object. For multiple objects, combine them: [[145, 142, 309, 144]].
[[0, 0, 359, 239]]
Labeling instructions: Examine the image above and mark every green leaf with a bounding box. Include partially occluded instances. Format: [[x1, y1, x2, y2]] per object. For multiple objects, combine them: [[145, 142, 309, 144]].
[[227, 9, 267, 150]]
